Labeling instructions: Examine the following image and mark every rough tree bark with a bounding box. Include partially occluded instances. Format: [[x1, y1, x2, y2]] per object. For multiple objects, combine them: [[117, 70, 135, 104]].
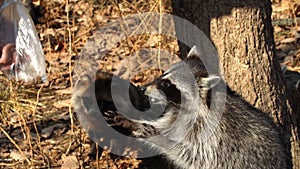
[[172, 0, 299, 168]]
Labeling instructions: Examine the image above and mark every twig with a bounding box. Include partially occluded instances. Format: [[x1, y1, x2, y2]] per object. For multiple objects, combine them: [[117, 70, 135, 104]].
[[32, 84, 44, 160], [0, 127, 31, 164], [157, 0, 163, 69], [272, 17, 300, 26], [65, 0, 75, 154]]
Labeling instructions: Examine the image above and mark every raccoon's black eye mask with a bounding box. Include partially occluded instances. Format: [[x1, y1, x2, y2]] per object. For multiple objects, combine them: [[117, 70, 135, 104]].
[[160, 79, 171, 88], [157, 79, 181, 105]]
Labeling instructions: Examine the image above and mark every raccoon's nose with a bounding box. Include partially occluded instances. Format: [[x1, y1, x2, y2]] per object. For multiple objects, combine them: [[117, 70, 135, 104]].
[[140, 86, 147, 93]]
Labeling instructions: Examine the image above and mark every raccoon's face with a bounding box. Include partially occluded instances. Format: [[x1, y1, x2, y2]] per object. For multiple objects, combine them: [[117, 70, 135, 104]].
[[140, 46, 221, 111], [141, 75, 182, 106], [141, 61, 199, 108]]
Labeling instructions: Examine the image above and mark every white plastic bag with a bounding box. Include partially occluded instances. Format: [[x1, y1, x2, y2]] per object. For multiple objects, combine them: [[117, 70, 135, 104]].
[[0, 0, 47, 82]]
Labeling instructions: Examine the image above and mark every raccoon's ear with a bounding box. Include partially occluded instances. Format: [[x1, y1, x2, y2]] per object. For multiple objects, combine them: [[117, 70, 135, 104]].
[[199, 75, 220, 90], [187, 46, 199, 58]]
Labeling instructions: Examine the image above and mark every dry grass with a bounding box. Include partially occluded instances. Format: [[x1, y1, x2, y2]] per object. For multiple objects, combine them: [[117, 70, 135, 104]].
[[0, 0, 299, 168], [0, 0, 177, 168]]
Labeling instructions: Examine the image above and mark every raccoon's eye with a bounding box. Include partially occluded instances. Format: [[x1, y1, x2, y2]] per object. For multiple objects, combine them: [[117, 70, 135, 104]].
[[160, 80, 171, 88]]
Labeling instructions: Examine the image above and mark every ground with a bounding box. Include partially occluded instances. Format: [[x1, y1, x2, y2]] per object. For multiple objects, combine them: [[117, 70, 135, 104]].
[[0, 0, 299, 168]]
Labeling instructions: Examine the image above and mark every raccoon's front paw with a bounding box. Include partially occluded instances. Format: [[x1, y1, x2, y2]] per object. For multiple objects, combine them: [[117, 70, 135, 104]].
[[103, 110, 135, 130], [103, 110, 159, 138], [103, 110, 126, 127]]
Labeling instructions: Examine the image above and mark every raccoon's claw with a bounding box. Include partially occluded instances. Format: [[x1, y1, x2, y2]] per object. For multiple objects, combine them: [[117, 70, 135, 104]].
[[103, 110, 127, 127]]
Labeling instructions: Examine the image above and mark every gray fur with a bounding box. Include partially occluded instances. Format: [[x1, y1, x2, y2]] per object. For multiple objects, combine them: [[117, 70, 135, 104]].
[[104, 48, 289, 169]]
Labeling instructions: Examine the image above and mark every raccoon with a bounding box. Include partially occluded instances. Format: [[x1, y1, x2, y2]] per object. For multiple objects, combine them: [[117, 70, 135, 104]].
[[104, 46, 289, 169]]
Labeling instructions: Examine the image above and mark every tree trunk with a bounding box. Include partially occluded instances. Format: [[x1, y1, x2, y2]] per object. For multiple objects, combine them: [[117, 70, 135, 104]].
[[172, 0, 299, 168]]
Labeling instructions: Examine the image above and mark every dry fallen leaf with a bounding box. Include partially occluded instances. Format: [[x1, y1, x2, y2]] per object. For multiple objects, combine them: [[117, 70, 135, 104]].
[[280, 37, 297, 43], [41, 123, 66, 138], [61, 155, 79, 169], [10, 150, 26, 162]]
